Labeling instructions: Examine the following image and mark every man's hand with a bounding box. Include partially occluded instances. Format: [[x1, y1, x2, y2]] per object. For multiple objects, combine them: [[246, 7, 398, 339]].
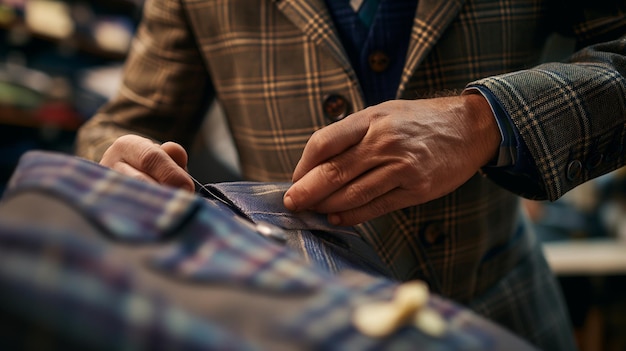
[[283, 94, 500, 226], [100, 134, 195, 192]]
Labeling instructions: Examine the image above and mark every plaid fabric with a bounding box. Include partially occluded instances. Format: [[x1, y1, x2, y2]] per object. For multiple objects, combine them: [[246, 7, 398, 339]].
[[206, 181, 394, 277], [74, 0, 625, 349], [0, 151, 540, 351]]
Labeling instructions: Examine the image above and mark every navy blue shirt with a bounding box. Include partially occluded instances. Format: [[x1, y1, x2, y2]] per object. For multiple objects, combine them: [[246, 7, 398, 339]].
[[324, 0, 417, 106]]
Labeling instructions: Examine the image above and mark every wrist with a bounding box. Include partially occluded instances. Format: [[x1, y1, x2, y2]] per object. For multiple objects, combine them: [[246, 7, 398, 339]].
[[461, 93, 501, 167]]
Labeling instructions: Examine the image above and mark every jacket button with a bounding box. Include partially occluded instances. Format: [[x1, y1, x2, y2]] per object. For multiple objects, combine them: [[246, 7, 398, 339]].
[[323, 94, 351, 122], [586, 152, 603, 170], [422, 223, 445, 245], [368, 50, 390, 73], [566, 160, 583, 181]]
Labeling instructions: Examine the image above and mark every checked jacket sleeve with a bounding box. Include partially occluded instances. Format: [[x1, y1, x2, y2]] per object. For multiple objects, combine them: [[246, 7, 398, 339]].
[[469, 4, 626, 201]]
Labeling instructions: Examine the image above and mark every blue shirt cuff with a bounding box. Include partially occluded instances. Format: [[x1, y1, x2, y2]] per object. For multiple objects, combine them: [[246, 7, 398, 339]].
[[464, 86, 519, 167], [463, 86, 545, 198]]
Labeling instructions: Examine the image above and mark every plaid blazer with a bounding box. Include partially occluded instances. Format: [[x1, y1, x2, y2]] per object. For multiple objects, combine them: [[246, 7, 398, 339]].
[[76, 0, 625, 348]]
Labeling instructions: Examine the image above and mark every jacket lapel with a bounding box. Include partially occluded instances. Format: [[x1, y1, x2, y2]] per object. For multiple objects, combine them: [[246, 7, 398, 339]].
[[273, 0, 467, 101], [272, 0, 354, 76], [397, 0, 466, 96]]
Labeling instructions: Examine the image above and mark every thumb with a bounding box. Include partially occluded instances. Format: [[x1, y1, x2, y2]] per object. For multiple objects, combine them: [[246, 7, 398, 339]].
[[160, 142, 189, 170]]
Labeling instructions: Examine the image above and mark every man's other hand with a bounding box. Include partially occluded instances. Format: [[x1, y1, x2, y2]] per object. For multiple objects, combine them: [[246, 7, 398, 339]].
[[100, 134, 195, 192]]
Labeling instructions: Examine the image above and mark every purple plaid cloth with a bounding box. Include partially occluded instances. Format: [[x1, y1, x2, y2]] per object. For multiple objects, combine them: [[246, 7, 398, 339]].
[[0, 151, 538, 350]]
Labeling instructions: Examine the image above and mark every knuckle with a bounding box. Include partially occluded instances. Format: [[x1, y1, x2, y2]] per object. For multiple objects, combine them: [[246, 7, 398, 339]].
[[398, 156, 419, 173], [321, 160, 346, 186], [115, 134, 143, 149], [345, 182, 370, 205], [101, 138, 127, 165], [411, 178, 433, 199], [138, 147, 164, 173], [115, 134, 134, 144], [102, 135, 148, 164], [309, 129, 334, 153]]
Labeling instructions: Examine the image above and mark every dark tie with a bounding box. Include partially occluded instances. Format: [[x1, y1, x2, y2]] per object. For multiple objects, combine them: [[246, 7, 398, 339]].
[[350, 0, 380, 28]]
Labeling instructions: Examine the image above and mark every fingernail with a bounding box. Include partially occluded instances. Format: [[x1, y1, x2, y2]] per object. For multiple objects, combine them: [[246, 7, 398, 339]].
[[328, 214, 341, 226], [283, 194, 297, 211]]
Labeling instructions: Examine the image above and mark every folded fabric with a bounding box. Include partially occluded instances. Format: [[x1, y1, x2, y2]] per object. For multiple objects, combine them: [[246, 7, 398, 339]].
[[0, 151, 537, 350]]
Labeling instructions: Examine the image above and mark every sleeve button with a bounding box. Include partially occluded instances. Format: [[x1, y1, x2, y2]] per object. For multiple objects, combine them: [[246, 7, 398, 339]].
[[586, 152, 603, 170], [566, 160, 583, 181]]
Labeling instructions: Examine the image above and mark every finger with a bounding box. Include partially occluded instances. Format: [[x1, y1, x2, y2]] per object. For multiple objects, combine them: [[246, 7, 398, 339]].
[[284, 142, 377, 211], [328, 187, 415, 226], [105, 135, 194, 192], [109, 160, 159, 185], [160, 141, 189, 169], [135, 141, 194, 192], [292, 111, 370, 182], [310, 166, 399, 214]]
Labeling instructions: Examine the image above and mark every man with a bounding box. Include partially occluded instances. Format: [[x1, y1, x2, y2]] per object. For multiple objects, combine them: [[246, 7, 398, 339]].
[[76, 1, 626, 349]]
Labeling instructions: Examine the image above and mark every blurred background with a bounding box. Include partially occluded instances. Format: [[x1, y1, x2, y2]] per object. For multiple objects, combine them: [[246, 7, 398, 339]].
[[0, 0, 141, 193], [0, 0, 241, 193], [0, 1, 624, 350]]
